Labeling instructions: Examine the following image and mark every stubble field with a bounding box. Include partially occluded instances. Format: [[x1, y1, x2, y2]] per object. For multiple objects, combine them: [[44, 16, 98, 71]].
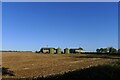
[[2, 52, 120, 79]]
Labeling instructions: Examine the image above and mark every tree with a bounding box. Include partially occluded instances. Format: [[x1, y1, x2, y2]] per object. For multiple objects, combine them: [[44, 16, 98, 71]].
[[108, 47, 112, 53], [100, 48, 104, 53], [108, 47, 117, 53], [111, 48, 117, 53], [79, 47, 83, 50], [96, 48, 100, 53], [103, 48, 108, 53], [118, 49, 120, 54], [96, 47, 117, 54]]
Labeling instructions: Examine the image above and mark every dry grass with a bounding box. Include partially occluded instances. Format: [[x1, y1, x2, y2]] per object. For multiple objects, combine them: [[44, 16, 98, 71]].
[[2, 52, 120, 78]]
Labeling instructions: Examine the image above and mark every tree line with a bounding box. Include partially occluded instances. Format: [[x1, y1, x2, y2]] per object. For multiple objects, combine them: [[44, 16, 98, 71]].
[[96, 47, 120, 54]]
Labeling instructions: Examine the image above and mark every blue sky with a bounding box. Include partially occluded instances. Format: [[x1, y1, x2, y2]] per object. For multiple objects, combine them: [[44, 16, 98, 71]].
[[0, 2, 2, 50], [2, 2, 118, 51]]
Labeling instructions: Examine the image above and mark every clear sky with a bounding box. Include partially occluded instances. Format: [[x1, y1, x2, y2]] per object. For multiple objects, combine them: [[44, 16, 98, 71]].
[[119, 1, 120, 49], [0, 2, 2, 50], [2, 2, 118, 51]]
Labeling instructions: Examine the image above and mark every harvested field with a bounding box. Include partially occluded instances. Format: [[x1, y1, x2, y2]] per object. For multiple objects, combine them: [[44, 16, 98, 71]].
[[2, 52, 120, 79]]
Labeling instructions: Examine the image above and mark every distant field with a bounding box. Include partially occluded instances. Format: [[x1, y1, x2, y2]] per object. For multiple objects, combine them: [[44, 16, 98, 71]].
[[2, 52, 120, 79]]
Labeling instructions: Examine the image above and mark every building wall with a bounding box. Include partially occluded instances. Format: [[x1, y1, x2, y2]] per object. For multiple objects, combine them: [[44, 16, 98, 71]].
[[43, 49, 49, 53], [70, 49, 81, 53]]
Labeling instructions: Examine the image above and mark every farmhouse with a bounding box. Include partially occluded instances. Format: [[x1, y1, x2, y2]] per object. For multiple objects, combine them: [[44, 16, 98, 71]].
[[40, 47, 56, 53]]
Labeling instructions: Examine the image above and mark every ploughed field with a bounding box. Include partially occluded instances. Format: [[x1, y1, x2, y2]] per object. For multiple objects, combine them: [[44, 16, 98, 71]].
[[2, 52, 120, 78]]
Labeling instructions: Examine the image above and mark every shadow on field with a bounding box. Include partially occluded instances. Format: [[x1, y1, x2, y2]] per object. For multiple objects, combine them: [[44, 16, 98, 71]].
[[2, 67, 15, 76], [2, 62, 120, 80], [34, 62, 120, 80], [70, 54, 120, 59], [74, 55, 120, 59], [0, 68, 1, 75]]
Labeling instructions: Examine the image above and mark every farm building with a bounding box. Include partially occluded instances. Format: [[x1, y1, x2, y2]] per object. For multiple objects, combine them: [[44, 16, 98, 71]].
[[64, 48, 70, 54], [70, 48, 84, 53], [38, 47, 84, 54], [40, 48, 56, 53]]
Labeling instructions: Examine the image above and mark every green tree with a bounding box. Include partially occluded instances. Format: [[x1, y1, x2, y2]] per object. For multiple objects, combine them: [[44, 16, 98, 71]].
[[108, 47, 112, 53], [79, 47, 83, 50], [103, 48, 108, 53], [100, 48, 104, 53], [97, 47, 117, 54], [96, 48, 100, 53], [111, 48, 117, 53], [108, 47, 117, 53], [118, 49, 120, 54]]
